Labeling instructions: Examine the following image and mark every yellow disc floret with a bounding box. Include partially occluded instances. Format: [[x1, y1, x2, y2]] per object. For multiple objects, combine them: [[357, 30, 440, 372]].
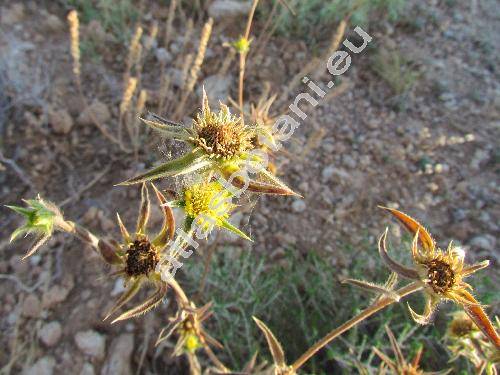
[[184, 181, 234, 231]]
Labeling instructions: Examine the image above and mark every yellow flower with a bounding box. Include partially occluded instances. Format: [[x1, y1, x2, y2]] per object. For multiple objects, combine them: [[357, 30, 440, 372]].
[[378, 207, 500, 349], [156, 302, 222, 357], [178, 181, 251, 241], [232, 36, 251, 54]]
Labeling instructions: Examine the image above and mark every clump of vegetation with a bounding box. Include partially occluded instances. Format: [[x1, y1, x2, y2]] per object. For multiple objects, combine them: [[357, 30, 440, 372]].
[[263, 0, 407, 44], [371, 47, 420, 110]]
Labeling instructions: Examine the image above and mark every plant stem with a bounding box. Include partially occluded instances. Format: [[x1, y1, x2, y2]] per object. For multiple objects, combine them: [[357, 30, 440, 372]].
[[290, 282, 422, 372], [57, 219, 100, 251], [238, 0, 259, 122]]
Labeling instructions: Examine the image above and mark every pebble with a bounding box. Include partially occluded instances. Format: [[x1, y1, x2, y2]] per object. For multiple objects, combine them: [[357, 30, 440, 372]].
[[44, 13, 64, 32], [155, 47, 172, 64], [291, 199, 306, 213], [469, 235, 495, 252], [39, 321, 62, 347], [75, 330, 106, 360], [208, 0, 251, 19], [1, 3, 25, 26], [77, 100, 111, 126], [9, 255, 29, 275], [23, 356, 55, 375], [49, 108, 74, 134], [22, 295, 42, 318], [111, 278, 127, 297], [42, 285, 71, 309], [198, 75, 232, 107], [101, 334, 134, 375], [80, 362, 95, 375]]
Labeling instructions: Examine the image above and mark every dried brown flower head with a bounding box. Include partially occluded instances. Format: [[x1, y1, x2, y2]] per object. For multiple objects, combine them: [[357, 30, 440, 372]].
[[378, 207, 500, 349], [103, 183, 175, 323]]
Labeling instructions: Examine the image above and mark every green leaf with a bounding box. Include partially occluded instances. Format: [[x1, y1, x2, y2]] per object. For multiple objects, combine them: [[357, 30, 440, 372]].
[[220, 219, 252, 241], [118, 151, 212, 185], [141, 117, 190, 140]]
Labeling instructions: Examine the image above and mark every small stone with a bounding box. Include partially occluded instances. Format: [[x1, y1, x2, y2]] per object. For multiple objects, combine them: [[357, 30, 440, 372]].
[[23, 356, 55, 375], [101, 334, 134, 375], [42, 285, 71, 308], [44, 14, 64, 32], [49, 108, 74, 134], [111, 278, 126, 297], [75, 330, 106, 360], [22, 295, 42, 318], [291, 199, 306, 213], [39, 321, 62, 347], [155, 47, 172, 64], [470, 149, 490, 170], [469, 235, 495, 252], [198, 75, 232, 107], [9, 255, 29, 275], [80, 362, 95, 375], [321, 166, 336, 182], [342, 155, 357, 169], [77, 100, 111, 126], [208, 0, 251, 19], [1, 3, 25, 26]]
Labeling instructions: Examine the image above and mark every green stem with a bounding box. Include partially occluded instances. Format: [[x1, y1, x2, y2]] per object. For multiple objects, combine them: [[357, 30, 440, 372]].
[[290, 282, 422, 372]]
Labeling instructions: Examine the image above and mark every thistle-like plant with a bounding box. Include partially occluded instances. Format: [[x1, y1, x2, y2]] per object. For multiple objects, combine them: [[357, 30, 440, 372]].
[[284, 207, 499, 372], [119, 90, 297, 196], [377, 207, 499, 347], [104, 183, 175, 323]]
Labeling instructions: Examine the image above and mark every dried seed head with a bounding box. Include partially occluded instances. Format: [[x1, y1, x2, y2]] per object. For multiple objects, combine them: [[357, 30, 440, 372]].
[[191, 93, 253, 159], [125, 237, 159, 277], [425, 259, 456, 294], [67, 10, 81, 78], [185, 18, 213, 94], [127, 26, 143, 70], [120, 77, 138, 115]]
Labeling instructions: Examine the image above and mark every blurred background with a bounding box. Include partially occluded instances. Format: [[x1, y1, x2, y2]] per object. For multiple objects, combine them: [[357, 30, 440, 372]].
[[0, 0, 498, 374]]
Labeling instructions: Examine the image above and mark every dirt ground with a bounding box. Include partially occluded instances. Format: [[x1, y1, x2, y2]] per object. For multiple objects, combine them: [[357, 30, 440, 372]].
[[0, 0, 498, 374]]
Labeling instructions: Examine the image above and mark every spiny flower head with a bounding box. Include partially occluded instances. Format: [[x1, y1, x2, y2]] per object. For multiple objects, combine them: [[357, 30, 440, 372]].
[[7, 196, 64, 259], [189, 90, 253, 160], [156, 302, 222, 357], [119, 90, 298, 196], [447, 313, 500, 372], [103, 183, 175, 323], [176, 181, 250, 241], [378, 207, 500, 349], [184, 181, 232, 223]]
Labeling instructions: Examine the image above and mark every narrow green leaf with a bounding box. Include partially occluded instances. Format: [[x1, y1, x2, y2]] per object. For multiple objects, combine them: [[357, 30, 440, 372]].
[[117, 151, 212, 185], [220, 219, 252, 241], [141, 118, 190, 140]]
